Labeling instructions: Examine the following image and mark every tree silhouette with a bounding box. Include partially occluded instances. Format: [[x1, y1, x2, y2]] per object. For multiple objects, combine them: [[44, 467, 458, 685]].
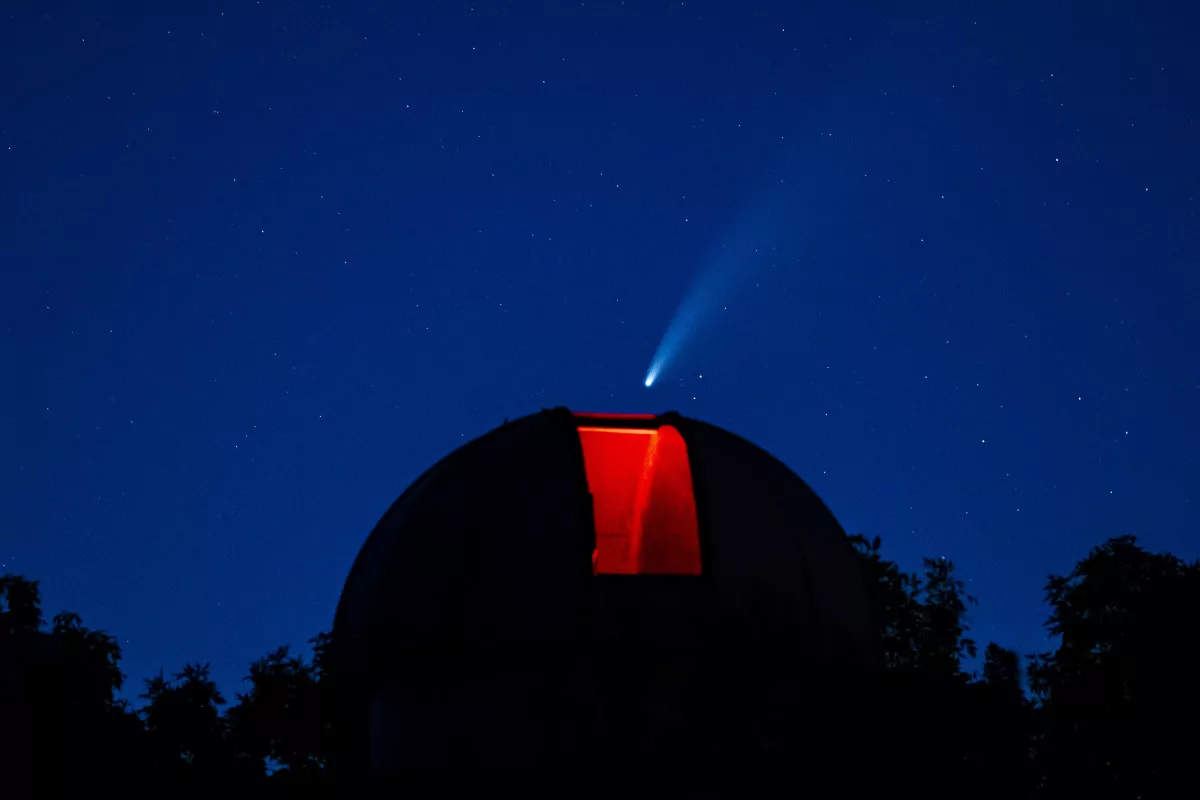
[[140, 663, 249, 778], [308, 631, 336, 767], [0, 574, 44, 639], [981, 643, 1021, 697], [848, 536, 976, 676], [847, 534, 924, 669], [964, 643, 1033, 792], [226, 644, 327, 776], [4, 529, 1198, 790], [915, 556, 978, 677], [1028, 536, 1200, 798], [847, 535, 998, 793], [1, 575, 146, 785], [51, 612, 123, 709]]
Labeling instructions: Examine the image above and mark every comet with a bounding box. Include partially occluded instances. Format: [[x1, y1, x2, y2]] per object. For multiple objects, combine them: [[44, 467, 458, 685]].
[[640, 147, 828, 390], [643, 215, 770, 389]]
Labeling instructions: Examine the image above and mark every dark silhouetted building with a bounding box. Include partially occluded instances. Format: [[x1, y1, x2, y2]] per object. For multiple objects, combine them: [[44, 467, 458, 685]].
[[333, 408, 879, 772]]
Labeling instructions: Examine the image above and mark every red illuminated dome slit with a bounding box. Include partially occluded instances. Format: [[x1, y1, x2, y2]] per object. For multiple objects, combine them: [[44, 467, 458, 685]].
[[576, 424, 701, 575]]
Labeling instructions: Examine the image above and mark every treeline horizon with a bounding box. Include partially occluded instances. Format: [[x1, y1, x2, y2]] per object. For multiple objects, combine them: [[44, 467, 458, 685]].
[[3, 532, 1198, 793]]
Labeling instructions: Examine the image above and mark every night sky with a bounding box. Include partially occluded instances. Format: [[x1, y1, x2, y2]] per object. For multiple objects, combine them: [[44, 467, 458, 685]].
[[3, 1, 1198, 698]]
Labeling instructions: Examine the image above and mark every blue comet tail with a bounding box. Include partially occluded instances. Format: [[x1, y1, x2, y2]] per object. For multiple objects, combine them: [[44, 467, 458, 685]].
[[643, 215, 769, 388]]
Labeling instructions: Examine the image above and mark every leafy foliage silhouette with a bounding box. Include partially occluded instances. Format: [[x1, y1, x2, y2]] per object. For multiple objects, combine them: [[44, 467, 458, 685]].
[[2, 532, 1197, 793], [1027, 536, 1200, 798]]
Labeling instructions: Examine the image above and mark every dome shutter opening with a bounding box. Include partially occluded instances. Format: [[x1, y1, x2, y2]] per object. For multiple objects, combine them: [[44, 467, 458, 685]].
[[576, 424, 701, 575]]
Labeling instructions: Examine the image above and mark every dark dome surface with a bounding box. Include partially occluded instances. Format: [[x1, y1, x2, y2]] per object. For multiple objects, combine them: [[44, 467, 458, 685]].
[[332, 407, 877, 770], [336, 407, 872, 659]]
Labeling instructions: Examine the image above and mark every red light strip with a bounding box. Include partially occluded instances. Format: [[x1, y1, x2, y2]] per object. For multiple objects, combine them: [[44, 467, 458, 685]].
[[572, 412, 657, 420]]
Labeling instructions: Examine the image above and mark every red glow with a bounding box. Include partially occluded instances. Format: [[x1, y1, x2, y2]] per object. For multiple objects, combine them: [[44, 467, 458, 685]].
[[577, 424, 701, 575]]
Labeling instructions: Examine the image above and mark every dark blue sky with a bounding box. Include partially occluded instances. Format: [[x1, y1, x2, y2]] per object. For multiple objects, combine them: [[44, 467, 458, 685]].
[[3, 1, 1197, 698]]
